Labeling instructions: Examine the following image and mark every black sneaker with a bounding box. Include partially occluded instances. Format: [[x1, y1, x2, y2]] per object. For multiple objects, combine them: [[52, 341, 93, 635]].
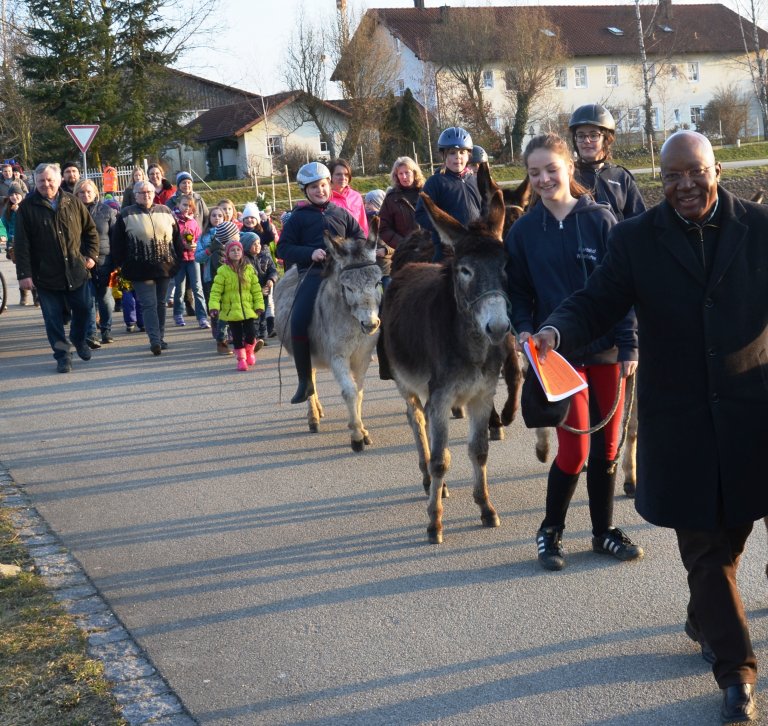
[[160, 341, 168, 350], [126, 324, 137, 333], [592, 527, 644, 561], [86, 338, 102, 350], [101, 333, 114, 344], [75, 344, 92, 361], [56, 358, 72, 373], [150, 343, 162, 356], [536, 527, 565, 571]]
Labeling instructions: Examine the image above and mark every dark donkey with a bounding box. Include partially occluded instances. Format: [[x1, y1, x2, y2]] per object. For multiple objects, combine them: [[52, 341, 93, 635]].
[[381, 189, 510, 544]]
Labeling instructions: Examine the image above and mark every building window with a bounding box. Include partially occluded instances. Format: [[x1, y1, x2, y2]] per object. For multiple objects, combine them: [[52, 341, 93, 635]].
[[605, 64, 619, 87], [574, 66, 587, 88], [554, 67, 567, 88], [319, 139, 329, 154], [482, 69, 494, 89], [687, 61, 700, 82], [690, 105, 703, 127], [396, 78, 405, 96], [673, 108, 681, 125], [490, 116, 502, 132], [267, 135, 284, 157], [628, 108, 640, 129]]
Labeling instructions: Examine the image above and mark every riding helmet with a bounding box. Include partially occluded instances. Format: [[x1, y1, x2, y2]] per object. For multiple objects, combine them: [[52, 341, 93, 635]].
[[471, 145, 488, 164], [437, 126, 473, 151], [568, 104, 616, 132], [296, 162, 331, 191]]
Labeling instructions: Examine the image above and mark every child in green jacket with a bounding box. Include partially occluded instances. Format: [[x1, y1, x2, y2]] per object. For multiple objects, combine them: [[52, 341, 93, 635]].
[[208, 240, 265, 371]]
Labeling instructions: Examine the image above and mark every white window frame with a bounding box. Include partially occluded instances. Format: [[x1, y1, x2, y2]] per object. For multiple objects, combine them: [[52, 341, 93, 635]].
[[319, 138, 329, 154], [554, 67, 567, 89], [482, 69, 494, 89], [574, 66, 588, 88], [690, 105, 703, 127], [627, 108, 640, 129], [687, 61, 700, 82], [605, 64, 619, 87], [266, 135, 284, 157], [396, 78, 405, 96]]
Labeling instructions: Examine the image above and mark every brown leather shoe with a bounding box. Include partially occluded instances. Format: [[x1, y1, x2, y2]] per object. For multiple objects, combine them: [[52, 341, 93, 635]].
[[217, 341, 232, 356], [721, 683, 756, 722]]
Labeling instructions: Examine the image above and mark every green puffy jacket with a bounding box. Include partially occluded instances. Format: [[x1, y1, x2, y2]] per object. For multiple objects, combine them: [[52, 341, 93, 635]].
[[208, 263, 264, 321]]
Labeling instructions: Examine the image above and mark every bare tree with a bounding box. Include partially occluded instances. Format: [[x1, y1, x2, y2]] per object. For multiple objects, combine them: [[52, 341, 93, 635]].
[[698, 85, 751, 143], [330, 6, 401, 161], [429, 7, 499, 145], [501, 7, 567, 160], [633, 0, 656, 154], [735, 0, 768, 134], [281, 6, 343, 159]]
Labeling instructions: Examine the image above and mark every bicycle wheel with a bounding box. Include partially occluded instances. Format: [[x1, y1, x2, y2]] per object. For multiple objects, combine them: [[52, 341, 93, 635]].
[[0, 270, 6, 315]]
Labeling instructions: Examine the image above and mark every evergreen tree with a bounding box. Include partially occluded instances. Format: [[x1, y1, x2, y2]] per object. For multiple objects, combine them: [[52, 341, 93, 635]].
[[379, 89, 428, 166]]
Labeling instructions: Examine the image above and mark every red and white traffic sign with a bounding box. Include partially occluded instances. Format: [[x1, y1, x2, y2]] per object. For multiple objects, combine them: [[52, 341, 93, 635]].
[[65, 124, 100, 153]]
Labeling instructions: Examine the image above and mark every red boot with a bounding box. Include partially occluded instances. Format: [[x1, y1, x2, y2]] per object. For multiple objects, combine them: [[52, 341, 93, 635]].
[[235, 348, 248, 371]]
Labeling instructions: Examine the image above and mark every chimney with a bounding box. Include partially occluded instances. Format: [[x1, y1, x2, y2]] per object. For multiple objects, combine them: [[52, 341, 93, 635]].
[[658, 0, 673, 21], [414, 0, 425, 8], [439, 5, 449, 23]]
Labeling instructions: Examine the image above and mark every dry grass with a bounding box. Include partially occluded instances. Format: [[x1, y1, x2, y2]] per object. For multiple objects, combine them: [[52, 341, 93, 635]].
[[0, 508, 126, 726]]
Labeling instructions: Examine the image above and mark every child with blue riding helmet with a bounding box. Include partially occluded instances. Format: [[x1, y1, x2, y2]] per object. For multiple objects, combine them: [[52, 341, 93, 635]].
[[276, 161, 365, 404], [414, 126, 481, 261]]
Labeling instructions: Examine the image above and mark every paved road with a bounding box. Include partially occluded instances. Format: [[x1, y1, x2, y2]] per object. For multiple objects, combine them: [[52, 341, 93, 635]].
[[1, 256, 767, 725]]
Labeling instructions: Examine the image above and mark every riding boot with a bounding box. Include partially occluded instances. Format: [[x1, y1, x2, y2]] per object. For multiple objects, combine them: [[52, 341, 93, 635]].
[[245, 341, 257, 366], [377, 333, 393, 380], [291, 338, 315, 404], [541, 461, 581, 530], [586, 457, 617, 536], [235, 348, 248, 371]]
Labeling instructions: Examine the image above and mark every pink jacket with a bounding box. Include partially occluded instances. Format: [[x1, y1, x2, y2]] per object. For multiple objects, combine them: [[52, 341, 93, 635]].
[[331, 186, 368, 235], [176, 214, 201, 261]]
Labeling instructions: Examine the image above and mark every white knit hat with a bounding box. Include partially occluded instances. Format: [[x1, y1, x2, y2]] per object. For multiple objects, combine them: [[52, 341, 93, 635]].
[[242, 202, 260, 219]]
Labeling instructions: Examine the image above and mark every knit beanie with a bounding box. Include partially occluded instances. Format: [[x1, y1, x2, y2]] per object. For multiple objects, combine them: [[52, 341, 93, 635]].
[[7, 182, 24, 196], [62, 161, 80, 173], [240, 231, 260, 248], [214, 221, 239, 245], [176, 171, 192, 185], [225, 240, 243, 258], [365, 189, 386, 211], [242, 202, 260, 219]]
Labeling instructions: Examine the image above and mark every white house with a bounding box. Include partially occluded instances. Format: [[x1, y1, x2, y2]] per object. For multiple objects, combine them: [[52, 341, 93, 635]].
[[349, 1, 768, 144], [173, 91, 351, 180]]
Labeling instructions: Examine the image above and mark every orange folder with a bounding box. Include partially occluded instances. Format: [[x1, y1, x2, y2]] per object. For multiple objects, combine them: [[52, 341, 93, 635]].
[[524, 340, 588, 402]]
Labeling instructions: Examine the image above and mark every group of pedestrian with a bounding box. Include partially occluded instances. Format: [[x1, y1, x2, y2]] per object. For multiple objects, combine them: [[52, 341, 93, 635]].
[[7, 104, 767, 721]]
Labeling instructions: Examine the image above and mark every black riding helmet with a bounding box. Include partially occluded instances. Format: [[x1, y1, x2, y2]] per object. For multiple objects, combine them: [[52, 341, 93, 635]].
[[569, 104, 616, 164]]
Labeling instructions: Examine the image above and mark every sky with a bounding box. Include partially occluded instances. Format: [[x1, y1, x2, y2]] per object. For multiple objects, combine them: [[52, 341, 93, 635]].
[[182, 0, 751, 97]]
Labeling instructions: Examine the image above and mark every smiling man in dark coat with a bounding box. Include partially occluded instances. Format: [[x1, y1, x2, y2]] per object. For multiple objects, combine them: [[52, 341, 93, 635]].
[[531, 130, 767, 723]]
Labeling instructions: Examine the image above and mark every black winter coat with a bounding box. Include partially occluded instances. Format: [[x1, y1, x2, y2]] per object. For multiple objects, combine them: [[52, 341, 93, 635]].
[[379, 184, 421, 248], [14, 190, 99, 291], [545, 187, 768, 530], [574, 162, 646, 222]]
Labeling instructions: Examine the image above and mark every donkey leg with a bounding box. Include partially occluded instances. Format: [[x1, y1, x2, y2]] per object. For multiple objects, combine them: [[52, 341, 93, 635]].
[[489, 406, 504, 441], [307, 391, 321, 433], [535, 428, 551, 463], [500, 345, 523, 425], [468, 397, 500, 529], [404, 394, 431, 495], [425, 397, 453, 544], [351, 357, 373, 446], [622, 396, 638, 497], [330, 356, 367, 452]]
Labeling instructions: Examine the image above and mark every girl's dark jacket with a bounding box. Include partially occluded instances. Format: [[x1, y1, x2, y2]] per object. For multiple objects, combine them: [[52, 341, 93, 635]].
[[505, 194, 637, 366], [574, 162, 646, 222], [14, 189, 99, 290], [277, 202, 364, 272], [415, 168, 481, 260], [544, 187, 768, 530]]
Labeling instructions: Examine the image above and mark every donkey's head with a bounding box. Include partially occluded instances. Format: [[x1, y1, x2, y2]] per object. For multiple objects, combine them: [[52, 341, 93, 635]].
[[419, 191, 511, 345], [324, 220, 382, 335]]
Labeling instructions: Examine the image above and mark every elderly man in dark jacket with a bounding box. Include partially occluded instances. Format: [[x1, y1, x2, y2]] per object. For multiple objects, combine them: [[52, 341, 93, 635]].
[[15, 162, 99, 373], [532, 130, 767, 723]]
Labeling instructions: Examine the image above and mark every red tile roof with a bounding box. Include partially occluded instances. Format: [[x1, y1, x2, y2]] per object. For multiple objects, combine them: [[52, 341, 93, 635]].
[[370, 4, 768, 59]]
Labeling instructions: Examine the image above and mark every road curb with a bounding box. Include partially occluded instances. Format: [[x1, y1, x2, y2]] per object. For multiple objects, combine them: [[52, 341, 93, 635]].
[[0, 463, 197, 726]]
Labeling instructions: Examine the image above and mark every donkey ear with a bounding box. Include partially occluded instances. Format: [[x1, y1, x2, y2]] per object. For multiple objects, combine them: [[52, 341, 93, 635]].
[[366, 216, 379, 250], [486, 189, 505, 241], [419, 192, 463, 249], [324, 230, 345, 260]]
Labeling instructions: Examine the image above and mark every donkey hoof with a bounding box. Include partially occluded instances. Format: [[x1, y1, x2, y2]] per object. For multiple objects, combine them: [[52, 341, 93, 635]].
[[535, 445, 549, 463], [482, 513, 501, 528], [442, 484, 450, 499], [489, 427, 504, 441], [351, 438, 364, 453], [427, 527, 443, 544], [363, 434, 372, 445], [623, 480, 636, 498], [309, 422, 319, 433]]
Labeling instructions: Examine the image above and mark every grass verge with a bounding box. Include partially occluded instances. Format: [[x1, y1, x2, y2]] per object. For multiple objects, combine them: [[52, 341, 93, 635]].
[[0, 506, 126, 726]]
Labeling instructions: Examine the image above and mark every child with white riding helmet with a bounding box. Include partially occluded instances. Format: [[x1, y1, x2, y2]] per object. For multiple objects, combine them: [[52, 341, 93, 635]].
[[505, 133, 641, 572], [277, 162, 366, 404], [415, 126, 481, 261], [569, 104, 646, 222]]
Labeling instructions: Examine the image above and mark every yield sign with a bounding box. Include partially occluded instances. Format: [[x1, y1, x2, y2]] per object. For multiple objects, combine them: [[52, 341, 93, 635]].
[[65, 124, 100, 153]]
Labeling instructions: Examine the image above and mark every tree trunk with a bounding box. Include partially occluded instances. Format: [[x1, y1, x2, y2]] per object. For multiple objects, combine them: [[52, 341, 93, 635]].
[[511, 93, 531, 161]]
